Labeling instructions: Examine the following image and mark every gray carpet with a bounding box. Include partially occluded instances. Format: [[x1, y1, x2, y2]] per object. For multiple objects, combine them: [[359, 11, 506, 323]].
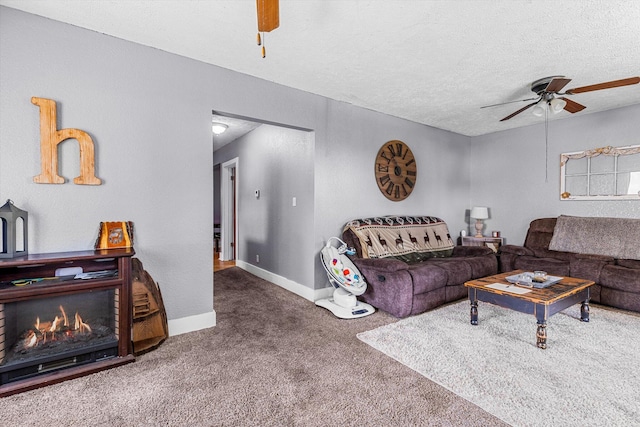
[[0, 267, 505, 426], [358, 300, 640, 427]]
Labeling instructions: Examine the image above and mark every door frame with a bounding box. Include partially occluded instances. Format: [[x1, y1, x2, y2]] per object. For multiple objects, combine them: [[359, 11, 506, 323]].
[[220, 157, 239, 261]]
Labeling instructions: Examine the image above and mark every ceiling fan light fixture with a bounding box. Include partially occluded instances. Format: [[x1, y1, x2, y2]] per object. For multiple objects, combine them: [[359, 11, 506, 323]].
[[211, 122, 228, 135], [549, 97, 567, 113], [532, 101, 546, 117]]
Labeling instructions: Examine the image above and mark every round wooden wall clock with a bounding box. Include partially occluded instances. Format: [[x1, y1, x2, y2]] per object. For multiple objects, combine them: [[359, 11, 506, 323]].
[[374, 140, 417, 201]]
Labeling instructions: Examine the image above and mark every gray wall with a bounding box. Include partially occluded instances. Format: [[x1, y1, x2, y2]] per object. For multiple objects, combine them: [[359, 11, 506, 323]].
[[471, 104, 640, 245], [213, 124, 315, 287]]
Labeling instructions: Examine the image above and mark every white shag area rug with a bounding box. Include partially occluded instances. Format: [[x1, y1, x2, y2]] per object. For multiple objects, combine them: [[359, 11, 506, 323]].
[[357, 300, 640, 427]]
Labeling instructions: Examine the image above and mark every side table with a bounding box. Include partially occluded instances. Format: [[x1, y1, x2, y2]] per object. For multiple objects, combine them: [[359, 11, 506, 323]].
[[461, 236, 503, 253]]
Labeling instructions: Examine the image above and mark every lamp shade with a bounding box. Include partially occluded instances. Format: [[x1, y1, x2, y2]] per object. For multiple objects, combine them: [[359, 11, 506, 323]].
[[470, 206, 489, 220]]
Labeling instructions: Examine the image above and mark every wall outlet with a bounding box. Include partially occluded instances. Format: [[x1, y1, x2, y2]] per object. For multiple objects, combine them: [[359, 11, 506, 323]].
[[256, 254, 260, 263]]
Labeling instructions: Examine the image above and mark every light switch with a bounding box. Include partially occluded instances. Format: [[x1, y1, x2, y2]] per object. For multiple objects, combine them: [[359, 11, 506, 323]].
[[292, 197, 297, 207]]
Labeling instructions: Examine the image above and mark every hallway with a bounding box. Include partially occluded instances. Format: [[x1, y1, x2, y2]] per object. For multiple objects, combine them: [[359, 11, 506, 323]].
[[214, 250, 235, 272]]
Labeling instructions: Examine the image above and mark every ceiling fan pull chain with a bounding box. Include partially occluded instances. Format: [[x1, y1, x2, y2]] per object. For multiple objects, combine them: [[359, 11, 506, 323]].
[[261, 33, 267, 58], [545, 107, 549, 183], [256, 32, 262, 46]]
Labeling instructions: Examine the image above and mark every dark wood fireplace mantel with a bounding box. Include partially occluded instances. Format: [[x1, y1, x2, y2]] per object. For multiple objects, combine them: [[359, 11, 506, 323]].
[[0, 248, 135, 397]]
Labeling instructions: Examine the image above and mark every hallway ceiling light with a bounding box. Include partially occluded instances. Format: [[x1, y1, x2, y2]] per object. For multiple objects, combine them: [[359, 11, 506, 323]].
[[211, 122, 228, 135]]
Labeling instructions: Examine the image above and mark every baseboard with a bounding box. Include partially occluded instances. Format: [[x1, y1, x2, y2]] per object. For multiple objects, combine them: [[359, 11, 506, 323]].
[[235, 260, 333, 302], [168, 310, 216, 337], [167, 264, 333, 337]]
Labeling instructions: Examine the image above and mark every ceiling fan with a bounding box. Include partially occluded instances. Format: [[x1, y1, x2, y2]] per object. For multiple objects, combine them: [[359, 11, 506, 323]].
[[483, 76, 640, 122]]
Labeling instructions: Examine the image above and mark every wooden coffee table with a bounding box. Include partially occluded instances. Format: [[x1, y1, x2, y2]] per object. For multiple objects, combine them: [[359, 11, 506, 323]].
[[464, 270, 594, 349]]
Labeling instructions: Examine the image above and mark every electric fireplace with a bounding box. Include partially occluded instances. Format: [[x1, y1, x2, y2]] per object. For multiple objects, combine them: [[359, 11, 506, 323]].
[[0, 249, 134, 397]]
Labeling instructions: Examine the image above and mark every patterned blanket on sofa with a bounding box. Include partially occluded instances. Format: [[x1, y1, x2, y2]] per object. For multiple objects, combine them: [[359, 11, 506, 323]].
[[343, 216, 454, 262], [548, 215, 640, 260]]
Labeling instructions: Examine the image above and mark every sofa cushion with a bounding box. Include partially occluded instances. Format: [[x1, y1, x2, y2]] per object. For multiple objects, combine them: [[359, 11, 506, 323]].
[[408, 264, 448, 294], [513, 256, 571, 277], [524, 218, 558, 250], [600, 288, 640, 313], [500, 244, 534, 256], [343, 216, 454, 261], [462, 255, 498, 278], [570, 253, 615, 283], [531, 248, 574, 262], [428, 258, 473, 286], [617, 259, 640, 269], [599, 265, 640, 293]]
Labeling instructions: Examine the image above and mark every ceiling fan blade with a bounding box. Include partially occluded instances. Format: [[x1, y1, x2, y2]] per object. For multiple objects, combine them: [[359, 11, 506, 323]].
[[480, 97, 538, 109], [545, 77, 572, 93], [257, 0, 279, 32], [499, 102, 537, 121], [560, 97, 586, 113], [565, 77, 640, 94]]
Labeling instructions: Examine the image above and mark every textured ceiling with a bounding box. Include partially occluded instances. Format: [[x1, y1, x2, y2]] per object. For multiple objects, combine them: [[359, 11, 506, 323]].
[[211, 114, 261, 151], [2, 0, 640, 137]]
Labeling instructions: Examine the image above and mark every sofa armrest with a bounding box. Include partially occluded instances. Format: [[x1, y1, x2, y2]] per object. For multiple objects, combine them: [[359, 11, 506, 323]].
[[452, 245, 494, 257], [499, 244, 534, 256], [351, 257, 408, 272]]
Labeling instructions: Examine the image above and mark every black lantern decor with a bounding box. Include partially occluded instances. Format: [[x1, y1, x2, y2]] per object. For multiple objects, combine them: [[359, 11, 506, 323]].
[[0, 199, 29, 258]]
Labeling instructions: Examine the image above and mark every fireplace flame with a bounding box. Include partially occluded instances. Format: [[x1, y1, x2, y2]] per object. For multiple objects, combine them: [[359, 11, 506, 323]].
[[60, 305, 69, 327], [25, 330, 37, 348], [23, 304, 94, 349], [74, 312, 92, 333], [50, 315, 62, 332]]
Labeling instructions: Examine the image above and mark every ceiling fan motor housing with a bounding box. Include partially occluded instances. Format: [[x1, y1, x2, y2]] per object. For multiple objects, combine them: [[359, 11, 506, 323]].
[[531, 76, 566, 94]]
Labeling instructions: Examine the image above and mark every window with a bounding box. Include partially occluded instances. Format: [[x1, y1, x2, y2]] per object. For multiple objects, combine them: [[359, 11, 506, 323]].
[[560, 145, 640, 200]]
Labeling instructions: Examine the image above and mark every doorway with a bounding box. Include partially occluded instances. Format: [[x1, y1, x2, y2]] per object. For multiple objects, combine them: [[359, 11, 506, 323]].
[[220, 157, 238, 262]]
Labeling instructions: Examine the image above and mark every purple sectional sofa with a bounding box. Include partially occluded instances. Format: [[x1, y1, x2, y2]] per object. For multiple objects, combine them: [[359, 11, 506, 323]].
[[342, 216, 497, 318], [499, 216, 640, 314]]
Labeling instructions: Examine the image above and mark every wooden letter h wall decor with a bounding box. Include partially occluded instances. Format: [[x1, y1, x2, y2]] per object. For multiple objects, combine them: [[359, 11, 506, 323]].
[[32, 97, 102, 185]]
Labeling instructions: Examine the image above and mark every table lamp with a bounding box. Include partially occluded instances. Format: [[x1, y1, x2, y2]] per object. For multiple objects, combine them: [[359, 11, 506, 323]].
[[470, 206, 489, 237]]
